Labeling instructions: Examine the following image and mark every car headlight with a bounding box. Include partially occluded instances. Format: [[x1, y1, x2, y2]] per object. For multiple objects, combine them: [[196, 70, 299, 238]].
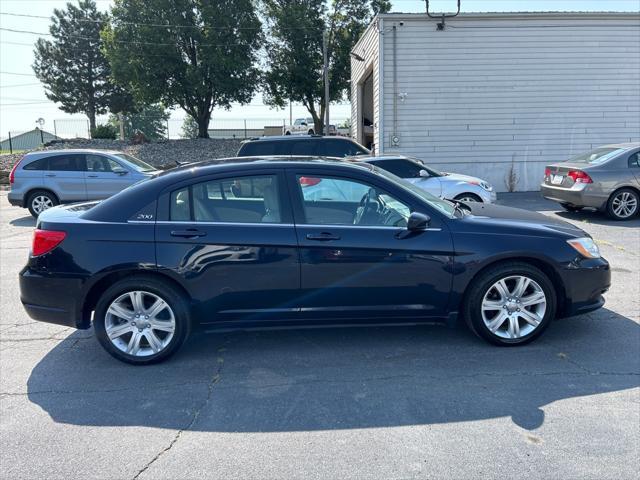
[[479, 181, 493, 192], [567, 237, 600, 259]]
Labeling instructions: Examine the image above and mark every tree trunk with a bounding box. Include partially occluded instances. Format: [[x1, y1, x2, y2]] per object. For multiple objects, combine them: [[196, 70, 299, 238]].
[[197, 112, 210, 139], [87, 107, 96, 135]]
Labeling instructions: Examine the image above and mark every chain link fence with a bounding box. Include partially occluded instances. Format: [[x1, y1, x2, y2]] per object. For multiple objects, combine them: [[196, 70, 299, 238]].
[[2, 116, 351, 154]]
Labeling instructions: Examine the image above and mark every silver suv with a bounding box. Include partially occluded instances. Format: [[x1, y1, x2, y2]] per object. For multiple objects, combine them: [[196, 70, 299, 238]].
[[8, 149, 159, 217]]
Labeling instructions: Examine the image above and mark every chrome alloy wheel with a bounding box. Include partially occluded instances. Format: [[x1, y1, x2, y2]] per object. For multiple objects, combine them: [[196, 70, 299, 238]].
[[105, 290, 176, 357], [612, 191, 638, 218], [480, 275, 547, 340], [457, 195, 480, 203], [32, 195, 54, 214]]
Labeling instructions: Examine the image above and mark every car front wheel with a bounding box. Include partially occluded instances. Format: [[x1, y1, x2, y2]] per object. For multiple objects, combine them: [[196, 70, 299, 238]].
[[454, 193, 482, 203], [463, 262, 556, 346], [606, 188, 639, 220], [94, 277, 191, 364]]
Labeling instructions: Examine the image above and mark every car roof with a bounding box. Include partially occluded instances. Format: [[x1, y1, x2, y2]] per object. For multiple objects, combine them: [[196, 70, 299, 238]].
[[599, 142, 640, 150], [349, 154, 410, 162], [243, 135, 354, 143], [157, 155, 374, 182], [24, 149, 124, 157]]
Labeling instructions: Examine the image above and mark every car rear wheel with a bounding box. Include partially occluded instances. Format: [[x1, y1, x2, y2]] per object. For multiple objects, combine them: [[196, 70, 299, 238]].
[[560, 203, 583, 212], [94, 277, 191, 365], [454, 193, 482, 203], [463, 262, 556, 346], [606, 188, 639, 220], [27, 190, 58, 217]]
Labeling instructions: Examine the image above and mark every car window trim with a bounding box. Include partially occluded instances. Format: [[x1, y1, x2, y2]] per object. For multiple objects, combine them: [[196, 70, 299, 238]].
[[285, 168, 419, 227], [159, 169, 293, 224]]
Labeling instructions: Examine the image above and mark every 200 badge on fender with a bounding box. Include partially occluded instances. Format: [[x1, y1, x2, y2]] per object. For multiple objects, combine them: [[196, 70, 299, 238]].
[[19, 157, 611, 364]]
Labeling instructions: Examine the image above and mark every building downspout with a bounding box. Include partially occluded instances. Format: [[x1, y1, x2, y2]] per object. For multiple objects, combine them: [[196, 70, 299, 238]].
[[377, 18, 384, 154], [392, 24, 397, 146]]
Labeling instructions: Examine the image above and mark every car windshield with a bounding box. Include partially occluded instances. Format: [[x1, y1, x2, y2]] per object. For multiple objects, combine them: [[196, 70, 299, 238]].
[[114, 153, 156, 172], [568, 148, 625, 165], [406, 157, 443, 177], [372, 166, 456, 218]]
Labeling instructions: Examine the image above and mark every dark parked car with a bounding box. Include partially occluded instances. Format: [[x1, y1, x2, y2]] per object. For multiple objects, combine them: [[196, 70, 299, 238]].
[[20, 157, 610, 364], [541, 143, 640, 220], [237, 135, 370, 158]]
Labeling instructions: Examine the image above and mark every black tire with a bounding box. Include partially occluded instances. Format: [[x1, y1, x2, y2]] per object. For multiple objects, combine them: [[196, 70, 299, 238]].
[[307, 129, 315, 135], [560, 203, 583, 212], [454, 193, 482, 203], [606, 188, 639, 220], [463, 262, 556, 346], [27, 190, 58, 218], [94, 276, 191, 365]]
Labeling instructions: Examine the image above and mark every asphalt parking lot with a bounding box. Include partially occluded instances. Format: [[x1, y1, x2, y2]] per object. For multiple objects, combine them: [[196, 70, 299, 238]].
[[0, 191, 638, 480]]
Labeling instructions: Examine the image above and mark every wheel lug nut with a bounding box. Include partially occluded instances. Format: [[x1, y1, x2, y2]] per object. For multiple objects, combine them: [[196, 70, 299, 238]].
[[145, 315, 149, 319], [131, 322, 136, 326], [138, 329, 143, 332]]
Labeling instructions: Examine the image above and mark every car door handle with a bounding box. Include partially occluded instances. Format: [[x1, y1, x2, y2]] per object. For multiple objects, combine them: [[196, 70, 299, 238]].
[[87, 174, 99, 178], [306, 232, 341, 241], [170, 229, 207, 239], [45, 173, 56, 177]]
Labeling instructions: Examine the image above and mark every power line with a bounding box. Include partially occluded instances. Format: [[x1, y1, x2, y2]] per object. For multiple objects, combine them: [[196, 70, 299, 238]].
[[0, 11, 314, 30], [0, 83, 42, 88], [0, 27, 266, 48], [0, 71, 37, 77]]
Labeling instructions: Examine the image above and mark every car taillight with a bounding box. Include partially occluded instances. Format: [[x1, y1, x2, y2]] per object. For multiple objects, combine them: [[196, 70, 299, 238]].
[[32, 229, 66, 256], [299, 176, 322, 187], [567, 170, 593, 184], [9, 156, 24, 184], [544, 167, 551, 177]]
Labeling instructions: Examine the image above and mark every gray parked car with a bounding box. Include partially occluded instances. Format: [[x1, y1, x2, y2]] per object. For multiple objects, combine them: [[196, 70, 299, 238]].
[[8, 149, 159, 217], [354, 155, 497, 204], [541, 143, 640, 220]]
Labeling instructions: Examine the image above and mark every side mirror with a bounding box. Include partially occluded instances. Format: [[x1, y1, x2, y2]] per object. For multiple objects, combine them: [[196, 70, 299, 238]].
[[418, 169, 429, 178], [112, 167, 128, 175], [407, 212, 430, 231]]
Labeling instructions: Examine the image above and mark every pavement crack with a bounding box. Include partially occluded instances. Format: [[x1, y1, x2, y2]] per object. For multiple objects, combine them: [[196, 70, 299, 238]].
[[131, 355, 226, 480]]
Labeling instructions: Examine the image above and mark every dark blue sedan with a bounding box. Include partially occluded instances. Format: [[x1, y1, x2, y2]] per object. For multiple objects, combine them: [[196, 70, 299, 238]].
[[19, 157, 611, 364]]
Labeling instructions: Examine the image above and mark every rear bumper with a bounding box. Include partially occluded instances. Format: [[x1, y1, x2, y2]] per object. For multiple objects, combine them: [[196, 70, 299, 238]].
[[7, 192, 23, 207], [540, 183, 607, 209], [559, 257, 611, 317], [19, 267, 88, 329]]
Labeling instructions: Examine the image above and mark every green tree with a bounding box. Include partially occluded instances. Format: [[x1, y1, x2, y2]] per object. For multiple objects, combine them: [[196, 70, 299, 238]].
[[33, 0, 126, 132], [180, 116, 199, 139], [108, 104, 170, 140], [263, 0, 390, 134], [103, 0, 262, 138]]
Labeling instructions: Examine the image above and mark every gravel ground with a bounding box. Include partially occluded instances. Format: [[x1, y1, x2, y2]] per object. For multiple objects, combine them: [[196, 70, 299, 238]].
[[0, 192, 638, 479], [0, 138, 244, 176]]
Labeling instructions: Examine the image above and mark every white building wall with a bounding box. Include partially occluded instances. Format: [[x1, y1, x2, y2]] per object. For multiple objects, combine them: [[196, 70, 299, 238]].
[[351, 19, 381, 151], [372, 13, 640, 192]]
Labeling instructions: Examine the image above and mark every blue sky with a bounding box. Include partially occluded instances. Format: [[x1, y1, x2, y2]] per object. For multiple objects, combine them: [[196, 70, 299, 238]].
[[1, 0, 639, 135]]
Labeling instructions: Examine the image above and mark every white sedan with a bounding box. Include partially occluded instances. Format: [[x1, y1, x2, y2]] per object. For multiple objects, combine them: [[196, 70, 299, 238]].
[[357, 155, 497, 203]]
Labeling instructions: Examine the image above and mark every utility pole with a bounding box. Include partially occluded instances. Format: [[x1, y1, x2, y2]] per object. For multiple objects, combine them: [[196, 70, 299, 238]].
[[118, 113, 125, 140], [323, 30, 330, 136]]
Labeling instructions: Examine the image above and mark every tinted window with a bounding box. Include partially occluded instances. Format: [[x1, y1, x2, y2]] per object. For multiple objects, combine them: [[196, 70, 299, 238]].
[[170, 175, 283, 224], [296, 175, 410, 227], [23, 158, 48, 170], [320, 139, 368, 157], [237, 141, 278, 156], [569, 147, 625, 165], [48, 154, 85, 171], [629, 152, 640, 168], [374, 159, 423, 178]]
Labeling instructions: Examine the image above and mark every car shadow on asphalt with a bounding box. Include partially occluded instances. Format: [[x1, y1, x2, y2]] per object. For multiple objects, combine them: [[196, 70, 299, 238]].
[[9, 216, 36, 227], [26, 308, 639, 433]]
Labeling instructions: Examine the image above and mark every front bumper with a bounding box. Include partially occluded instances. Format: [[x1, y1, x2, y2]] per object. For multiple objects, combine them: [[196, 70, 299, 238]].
[[19, 267, 87, 329], [540, 183, 607, 209], [559, 257, 611, 317]]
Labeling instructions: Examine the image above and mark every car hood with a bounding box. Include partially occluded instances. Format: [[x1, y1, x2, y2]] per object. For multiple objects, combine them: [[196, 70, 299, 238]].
[[440, 172, 483, 184], [458, 202, 587, 238]]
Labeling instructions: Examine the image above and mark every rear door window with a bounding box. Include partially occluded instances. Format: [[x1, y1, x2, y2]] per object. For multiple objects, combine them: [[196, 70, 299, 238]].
[[628, 152, 640, 168], [23, 158, 49, 170], [47, 154, 86, 171], [374, 160, 423, 178]]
